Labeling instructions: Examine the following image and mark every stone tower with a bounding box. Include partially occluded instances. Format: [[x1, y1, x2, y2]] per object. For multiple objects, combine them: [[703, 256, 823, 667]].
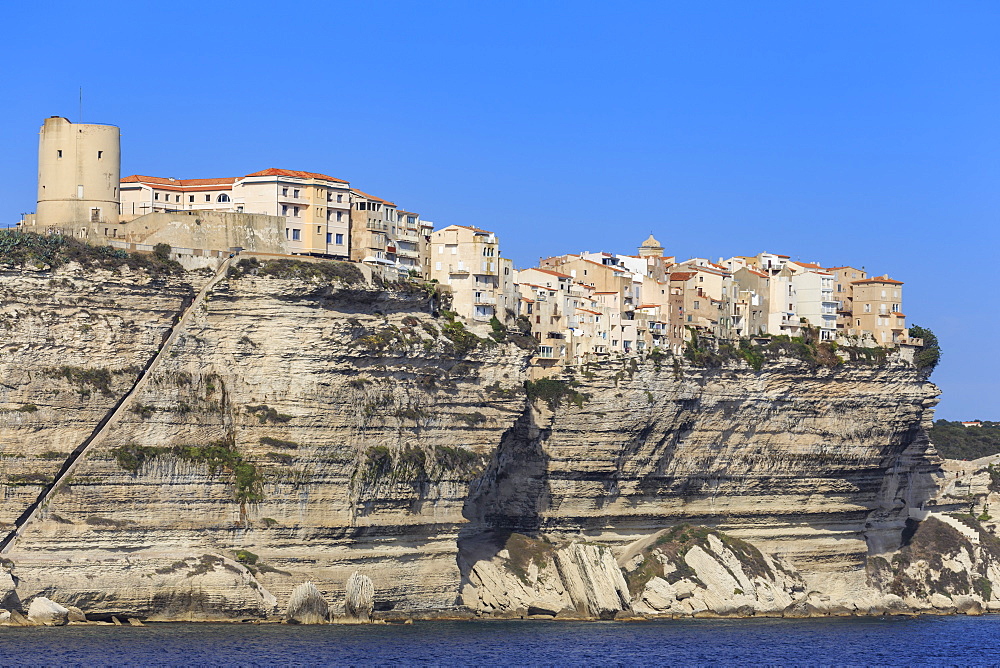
[[637, 233, 664, 257], [36, 116, 120, 229]]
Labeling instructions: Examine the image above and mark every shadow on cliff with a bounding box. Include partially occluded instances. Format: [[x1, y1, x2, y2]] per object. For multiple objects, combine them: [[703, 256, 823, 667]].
[[456, 401, 553, 589]]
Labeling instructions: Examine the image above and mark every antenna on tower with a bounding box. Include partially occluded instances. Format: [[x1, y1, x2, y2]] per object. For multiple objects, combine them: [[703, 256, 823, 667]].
[[79, 87, 83, 123]]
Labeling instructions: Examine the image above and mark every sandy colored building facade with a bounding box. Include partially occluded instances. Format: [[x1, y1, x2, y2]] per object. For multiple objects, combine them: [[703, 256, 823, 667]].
[[34, 117, 120, 230], [429, 225, 509, 326], [120, 169, 352, 258]]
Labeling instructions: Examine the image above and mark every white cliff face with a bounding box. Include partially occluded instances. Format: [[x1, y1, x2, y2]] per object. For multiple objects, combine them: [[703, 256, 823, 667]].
[[0, 259, 952, 620]]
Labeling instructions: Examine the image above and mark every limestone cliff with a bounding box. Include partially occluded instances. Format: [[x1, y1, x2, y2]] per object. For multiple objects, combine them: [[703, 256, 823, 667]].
[[0, 257, 962, 620]]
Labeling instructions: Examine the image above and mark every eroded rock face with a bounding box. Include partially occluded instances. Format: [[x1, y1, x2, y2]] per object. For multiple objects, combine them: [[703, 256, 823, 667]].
[[286, 582, 329, 624], [0, 262, 945, 619], [620, 526, 804, 616], [344, 572, 374, 622]]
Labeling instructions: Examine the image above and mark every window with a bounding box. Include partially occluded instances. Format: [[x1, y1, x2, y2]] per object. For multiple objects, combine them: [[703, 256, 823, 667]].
[[57, 150, 63, 158], [293, 189, 300, 198], [175, 195, 180, 202], [337, 194, 343, 202], [335, 234, 343, 244], [217, 193, 230, 202], [864, 304, 871, 313], [282, 205, 288, 215], [407, 215, 416, 224], [337, 212, 342, 221], [293, 206, 299, 216], [205, 195, 211, 202], [189, 195, 194, 202], [97, 151, 103, 159], [326, 233, 332, 243], [282, 187, 288, 196], [435, 261, 442, 271], [292, 229, 301, 241], [693, 301, 700, 309], [317, 226, 322, 234]]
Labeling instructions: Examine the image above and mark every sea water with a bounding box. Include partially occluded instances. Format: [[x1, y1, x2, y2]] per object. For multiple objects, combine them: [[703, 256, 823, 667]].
[[1, 616, 999, 666]]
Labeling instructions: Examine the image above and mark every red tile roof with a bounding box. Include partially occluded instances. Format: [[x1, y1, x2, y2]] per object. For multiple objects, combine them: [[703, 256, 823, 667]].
[[350, 188, 396, 206], [670, 272, 697, 281], [246, 168, 348, 184], [794, 261, 824, 269], [121, 175, 238, 187]]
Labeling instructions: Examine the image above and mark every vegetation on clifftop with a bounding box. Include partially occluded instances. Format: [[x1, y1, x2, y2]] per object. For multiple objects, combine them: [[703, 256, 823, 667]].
[[929, 420, 1000, 460], [908, 325, 941, 371], [227, 256, 364, 284], [0, 230, 183, 275]]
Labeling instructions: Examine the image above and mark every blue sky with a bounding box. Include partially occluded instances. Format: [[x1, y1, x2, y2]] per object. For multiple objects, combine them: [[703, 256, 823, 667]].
[[1, 1, 997, 420]]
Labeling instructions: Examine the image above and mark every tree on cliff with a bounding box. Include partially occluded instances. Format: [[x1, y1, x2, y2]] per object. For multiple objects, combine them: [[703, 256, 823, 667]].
[[908, 325, 940, 371]]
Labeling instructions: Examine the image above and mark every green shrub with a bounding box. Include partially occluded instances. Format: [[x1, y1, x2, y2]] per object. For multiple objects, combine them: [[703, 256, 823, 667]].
[[235, 549, 259, 565], [47, 366, 114, 396], [908, 324, 941, 371], [111, 439, 264, 504], [152, 243, 172, 260], [440, 319, 482, 356], [111, 444, 171, 474], [246, 405, 293, 424], [248, 258, 364, 284], [524, 378, 589, 409], [0, 230, 183, 275], [488, 316, 507, 343]]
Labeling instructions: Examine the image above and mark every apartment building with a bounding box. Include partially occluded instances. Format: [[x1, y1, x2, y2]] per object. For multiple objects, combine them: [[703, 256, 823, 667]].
[[827, 266, 867, 337], [120, 169, 352, 258], [429, 225, 510, 326], [787, 262, 837, 341], [849, 276, 907, 345]]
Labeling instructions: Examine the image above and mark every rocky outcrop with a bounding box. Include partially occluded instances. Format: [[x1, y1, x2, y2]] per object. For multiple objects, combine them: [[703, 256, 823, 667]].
[[286, 582, 329, 624], [27, 597, 69, 626], [344, 572, 374, 622], [620, 525, 804, 617], [0, 259, 950, 619]]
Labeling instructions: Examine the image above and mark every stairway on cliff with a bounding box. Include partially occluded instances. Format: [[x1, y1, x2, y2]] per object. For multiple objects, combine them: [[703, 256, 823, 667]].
[[927, 512, 981, 545], [0, 255, 237, 555]]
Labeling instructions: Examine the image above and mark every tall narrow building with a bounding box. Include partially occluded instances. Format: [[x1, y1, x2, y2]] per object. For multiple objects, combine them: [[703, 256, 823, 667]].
[[36, 116, 120, 229]]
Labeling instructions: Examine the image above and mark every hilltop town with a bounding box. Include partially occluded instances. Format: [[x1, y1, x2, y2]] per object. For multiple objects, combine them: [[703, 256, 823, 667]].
[[16, 116, 919, 370]]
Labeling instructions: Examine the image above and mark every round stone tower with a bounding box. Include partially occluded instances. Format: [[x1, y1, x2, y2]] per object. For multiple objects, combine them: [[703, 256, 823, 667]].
[[36, 116, 120, 228], [637, 233, 664, 257]]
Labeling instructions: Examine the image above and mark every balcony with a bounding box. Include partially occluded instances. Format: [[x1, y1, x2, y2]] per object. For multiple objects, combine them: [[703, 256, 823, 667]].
[[449, 264, 470, 274], [474, 294, 497, 305]]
